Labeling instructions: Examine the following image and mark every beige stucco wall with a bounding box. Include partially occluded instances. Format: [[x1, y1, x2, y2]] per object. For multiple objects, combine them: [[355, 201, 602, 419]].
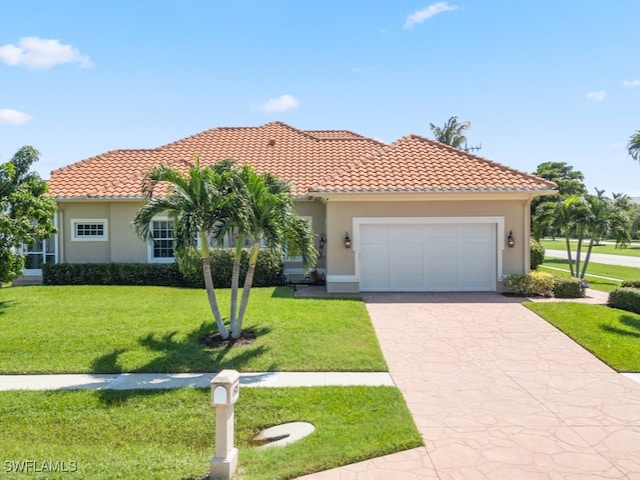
[[57, 201, 146, 263], [323, 194, 533, 285]]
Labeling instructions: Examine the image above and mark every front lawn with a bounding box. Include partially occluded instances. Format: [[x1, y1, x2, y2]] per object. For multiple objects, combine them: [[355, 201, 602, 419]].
[[0, 387, 423, 480], [525, 302, 640, 372], [0, 286, 387, 374]]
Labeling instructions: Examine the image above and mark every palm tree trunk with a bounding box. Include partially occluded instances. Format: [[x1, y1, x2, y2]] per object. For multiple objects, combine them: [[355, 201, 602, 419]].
[[229, 237, 244, 329], [200, 233, 229, 339], [581, 238, 595, 279], [575, 230, 583, 279], [232, 243, 260, 339], [564, 234, 575, 277]]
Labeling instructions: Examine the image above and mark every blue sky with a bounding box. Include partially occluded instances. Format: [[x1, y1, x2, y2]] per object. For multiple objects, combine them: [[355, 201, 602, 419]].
[[1, 1, 639, 196]]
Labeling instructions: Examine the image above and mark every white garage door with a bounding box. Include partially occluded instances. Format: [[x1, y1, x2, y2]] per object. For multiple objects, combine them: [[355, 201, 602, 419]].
[[359, 223, 496, 292]]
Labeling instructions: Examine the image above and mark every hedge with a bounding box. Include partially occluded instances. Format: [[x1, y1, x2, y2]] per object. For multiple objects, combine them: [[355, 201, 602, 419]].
[[608, 287, 640, 315], [552, 276, 584, 298], [621, 280, 640, 289], [530, 239, 545, 270], [43, 248, 286, 288]]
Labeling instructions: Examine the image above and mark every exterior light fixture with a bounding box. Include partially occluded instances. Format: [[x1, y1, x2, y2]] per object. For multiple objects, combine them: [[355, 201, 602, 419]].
[[507, 230, 515, 248], [344, 233, 351, 249], [319, 233, 326, 250]]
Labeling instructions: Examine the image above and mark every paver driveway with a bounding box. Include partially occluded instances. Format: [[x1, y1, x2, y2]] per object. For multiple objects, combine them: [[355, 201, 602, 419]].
[[300, 292, 640, 479]]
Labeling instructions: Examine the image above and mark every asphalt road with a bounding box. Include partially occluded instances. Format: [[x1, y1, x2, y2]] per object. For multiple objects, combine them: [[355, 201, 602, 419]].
[[546, 249, 640, 268]]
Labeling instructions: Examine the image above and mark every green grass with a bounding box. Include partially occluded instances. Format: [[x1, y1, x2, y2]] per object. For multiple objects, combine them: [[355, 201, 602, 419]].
[[525, 302, 640, 372], [0, 286, 387, 374], [539, 259, 640, 292], [541, 239, 640, 257], [0, 387, 423, 480]]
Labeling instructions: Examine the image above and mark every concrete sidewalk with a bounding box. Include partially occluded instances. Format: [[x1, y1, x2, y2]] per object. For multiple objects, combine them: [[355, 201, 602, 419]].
[[0, 371, 394, 391]]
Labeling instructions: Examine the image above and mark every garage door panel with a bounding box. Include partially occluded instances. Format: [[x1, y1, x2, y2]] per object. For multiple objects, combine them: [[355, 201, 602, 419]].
[[359, 222, 496, 292]]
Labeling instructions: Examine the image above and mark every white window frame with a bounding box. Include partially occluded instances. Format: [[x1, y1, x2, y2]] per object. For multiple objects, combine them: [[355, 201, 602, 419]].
[[147, 216, 176, 263], [71, 219, 109, 242]]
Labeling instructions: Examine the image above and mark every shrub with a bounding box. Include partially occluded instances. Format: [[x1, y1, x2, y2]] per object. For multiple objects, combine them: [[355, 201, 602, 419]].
[[43, 248, 286, 288], [608, 287, 640, 315], [621, 280, 640, 289], [177, 247, 285, 288], [530, 239, 545, 270], [552, 276, 584, 298], [504, 271, 554, 296]]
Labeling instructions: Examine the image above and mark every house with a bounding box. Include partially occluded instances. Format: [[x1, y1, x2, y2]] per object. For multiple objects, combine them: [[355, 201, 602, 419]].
[[27, 121, 556, 293]]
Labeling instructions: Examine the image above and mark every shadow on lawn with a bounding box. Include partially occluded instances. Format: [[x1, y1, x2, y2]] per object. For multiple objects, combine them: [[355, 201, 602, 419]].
[[601, 314, 640, 339], [91, 322, 274, 375], [0, 300, 17, 315]]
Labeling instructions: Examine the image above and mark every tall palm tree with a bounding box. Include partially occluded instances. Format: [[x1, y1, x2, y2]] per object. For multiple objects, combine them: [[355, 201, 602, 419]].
[[133, 159, 243, 339], [221, 165, 317, 339], [429, 116, 471, 149], [628, 130, 640, 163]]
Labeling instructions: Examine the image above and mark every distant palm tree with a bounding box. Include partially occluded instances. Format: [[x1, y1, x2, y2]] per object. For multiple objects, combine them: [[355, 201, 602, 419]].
[[629, 130, 640, 163], [133, 159, 242, 339], [429, 116, 471, 149]]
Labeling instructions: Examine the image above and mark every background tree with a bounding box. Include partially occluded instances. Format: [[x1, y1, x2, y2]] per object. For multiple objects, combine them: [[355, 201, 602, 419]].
[[0, 146, 56, 283], [429, 116, 471, 149], [531, 161, 587, 237], [628, 130, 640, 163]]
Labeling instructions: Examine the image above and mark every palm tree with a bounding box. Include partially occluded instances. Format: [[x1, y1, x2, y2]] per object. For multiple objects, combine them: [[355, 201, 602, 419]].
[[133, 159, 243, 339], [534, 195, 586, 277], [579, 193, 630, 278], [429, 116, 471, 149], [221, 165, 317, 339], [535, 193, 631, 279], [628, 130, 640, 163]]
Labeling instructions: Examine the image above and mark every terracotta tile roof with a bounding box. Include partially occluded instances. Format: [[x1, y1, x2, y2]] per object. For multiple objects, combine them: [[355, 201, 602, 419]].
[[311, 134, 558, 193], [48, 122, 556, 199]]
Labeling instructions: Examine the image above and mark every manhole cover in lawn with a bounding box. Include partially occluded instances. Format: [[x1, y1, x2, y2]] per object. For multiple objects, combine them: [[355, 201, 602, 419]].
[[250, 422, 315, 449]]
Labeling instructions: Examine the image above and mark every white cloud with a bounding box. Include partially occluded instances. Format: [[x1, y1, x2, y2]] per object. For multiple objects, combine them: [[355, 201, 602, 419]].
[[623, 80, 640, 87], [586, 90, 606, 102], [257, 94, 300, 113], [404, 2, 459, 29], [0, 36, 92, 69], [0, 109, 32, 125]]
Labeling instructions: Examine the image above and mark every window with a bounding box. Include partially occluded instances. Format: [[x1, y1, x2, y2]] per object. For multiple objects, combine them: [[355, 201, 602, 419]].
[[286, 216, 312, 262], [71, 219, 108, 241], [149, 218, 175, 262]]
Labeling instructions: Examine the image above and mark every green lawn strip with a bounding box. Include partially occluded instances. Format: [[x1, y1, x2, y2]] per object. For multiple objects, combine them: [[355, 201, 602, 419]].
[[0, 286, 387, 374], [0, 387, 423, 480], [539, 258, 640, 292], [525, 302, 640, 372], [540, 239, 640, 258]]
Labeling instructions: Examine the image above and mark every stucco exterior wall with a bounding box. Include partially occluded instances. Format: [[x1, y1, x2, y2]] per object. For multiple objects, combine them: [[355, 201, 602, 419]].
[[57, 201, 146, 263], [323, 195, 532, 290]]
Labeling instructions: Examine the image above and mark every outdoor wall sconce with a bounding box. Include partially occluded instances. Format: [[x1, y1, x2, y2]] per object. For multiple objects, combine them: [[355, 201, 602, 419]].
[[344, 233, 352, 249], [507, 230, 515, 248], [319, 233, 326, 250]]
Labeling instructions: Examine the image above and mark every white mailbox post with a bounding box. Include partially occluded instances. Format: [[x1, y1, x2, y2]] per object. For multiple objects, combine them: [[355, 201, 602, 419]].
[[210, 369, 240, 480]]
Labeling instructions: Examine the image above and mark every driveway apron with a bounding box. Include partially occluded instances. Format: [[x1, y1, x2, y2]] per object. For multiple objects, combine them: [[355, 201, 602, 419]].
[[301, 292, 640, 479]]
